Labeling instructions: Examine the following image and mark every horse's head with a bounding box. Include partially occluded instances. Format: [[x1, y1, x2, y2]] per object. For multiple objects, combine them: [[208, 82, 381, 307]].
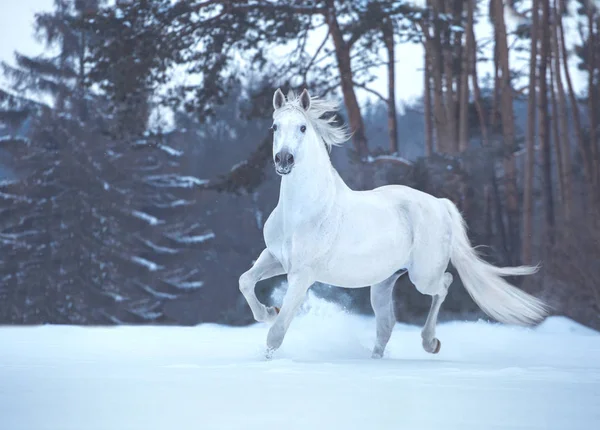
[[270, 88, 351, 176], [270, 88, 313, 176]]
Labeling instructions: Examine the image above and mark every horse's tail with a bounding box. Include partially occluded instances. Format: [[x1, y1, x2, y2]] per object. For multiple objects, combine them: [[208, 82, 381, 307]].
[[442, 199, 549, 326]]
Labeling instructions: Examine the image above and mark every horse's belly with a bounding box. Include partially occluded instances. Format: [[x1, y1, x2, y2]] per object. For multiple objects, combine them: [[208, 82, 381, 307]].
[[317, 231, 410, 288], [318, 260, 403, 288]]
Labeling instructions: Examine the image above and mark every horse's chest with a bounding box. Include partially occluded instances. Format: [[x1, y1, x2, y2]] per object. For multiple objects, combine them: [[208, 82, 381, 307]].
[[264, 212, 335, 272]]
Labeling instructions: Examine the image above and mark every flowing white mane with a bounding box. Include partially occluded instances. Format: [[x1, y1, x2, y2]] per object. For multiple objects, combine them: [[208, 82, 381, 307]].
[[273, 90, 352, 151]]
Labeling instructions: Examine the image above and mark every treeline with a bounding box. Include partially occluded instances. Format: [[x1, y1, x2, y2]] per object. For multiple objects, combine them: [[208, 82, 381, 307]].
[[0, 0, 599, 328], [0, 1, 244, 324]]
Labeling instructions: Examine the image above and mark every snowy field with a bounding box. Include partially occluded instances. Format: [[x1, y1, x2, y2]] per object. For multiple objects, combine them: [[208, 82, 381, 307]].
[[1, 294, 599, 430]]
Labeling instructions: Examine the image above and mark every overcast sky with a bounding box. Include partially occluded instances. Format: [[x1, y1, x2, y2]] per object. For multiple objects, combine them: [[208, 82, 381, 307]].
[[0, 0, 587, 114], [0, 0, 427, 108], [0, 1, 54, 79]]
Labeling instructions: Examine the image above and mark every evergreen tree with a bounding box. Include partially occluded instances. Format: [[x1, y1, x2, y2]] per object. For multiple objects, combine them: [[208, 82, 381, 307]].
[[0, 0, 213, 324], [1, 0, 99, 118]]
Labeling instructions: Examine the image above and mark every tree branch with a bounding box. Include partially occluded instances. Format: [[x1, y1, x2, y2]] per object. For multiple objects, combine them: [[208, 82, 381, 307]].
[[353, 81, 388, 103], [226, 1, 326, 16], [302, 31, 330, 83], [347, 26, 375, 49]]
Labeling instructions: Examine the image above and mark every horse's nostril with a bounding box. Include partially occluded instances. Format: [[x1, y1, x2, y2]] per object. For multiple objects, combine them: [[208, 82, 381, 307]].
[[287, 154, 294, 164], [275, 153, 281, 164]]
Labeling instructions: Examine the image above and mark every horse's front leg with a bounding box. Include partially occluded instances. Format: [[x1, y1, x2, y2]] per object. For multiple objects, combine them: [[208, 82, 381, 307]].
[[266, 271, 313, 359], [239, 249, 285, 323]]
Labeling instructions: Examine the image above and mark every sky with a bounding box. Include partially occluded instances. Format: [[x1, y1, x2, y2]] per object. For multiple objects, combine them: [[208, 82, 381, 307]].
[[0, 0, 54, 103], [0, 0, 53, 61], [0, 0, 426, 111], [0, 0, 54, 79], [0, 0, 589, 118]]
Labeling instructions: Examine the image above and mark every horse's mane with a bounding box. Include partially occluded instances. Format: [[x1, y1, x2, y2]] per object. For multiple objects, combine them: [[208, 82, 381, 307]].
[[274, 90, 352, 152]]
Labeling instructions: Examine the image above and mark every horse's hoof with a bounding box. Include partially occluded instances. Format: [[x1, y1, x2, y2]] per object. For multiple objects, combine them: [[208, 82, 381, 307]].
[[371, 345, 384, 359], [423, 337, 441, 354], [265, 347, 276, 360]]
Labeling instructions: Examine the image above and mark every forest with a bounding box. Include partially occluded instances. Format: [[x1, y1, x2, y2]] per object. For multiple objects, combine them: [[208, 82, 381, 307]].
[[0, 0, 599, 331]]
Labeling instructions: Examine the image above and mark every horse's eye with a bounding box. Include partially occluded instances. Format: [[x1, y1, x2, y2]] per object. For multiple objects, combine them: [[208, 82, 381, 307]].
[[300, 125, 306, 133], [272, 124, 277, 131]]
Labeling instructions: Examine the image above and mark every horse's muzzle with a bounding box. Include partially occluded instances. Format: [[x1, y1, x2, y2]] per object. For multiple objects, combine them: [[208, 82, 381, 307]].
[[274, 150, 294, 175]]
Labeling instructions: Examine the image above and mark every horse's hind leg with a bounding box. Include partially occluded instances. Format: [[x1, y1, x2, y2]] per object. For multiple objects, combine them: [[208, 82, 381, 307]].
[[419, 272, 452, 354], [370, 271, 405, 359]]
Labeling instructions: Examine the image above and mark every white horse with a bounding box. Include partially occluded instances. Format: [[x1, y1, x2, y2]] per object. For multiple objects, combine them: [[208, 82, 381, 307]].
[[239, 88, 548, 359]]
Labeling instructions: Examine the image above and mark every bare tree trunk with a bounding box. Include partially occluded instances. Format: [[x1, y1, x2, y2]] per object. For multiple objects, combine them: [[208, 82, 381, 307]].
[[492, 167, 512, 265], [550, 66, 565, 209], [459, 0, 474, 152], [383, 18, 398, 154], [77, 23, 87, 120], [55, 1, 68, 112], [559, 11, 594, 200], [424, 47, 434, 156], [469, 4, 508, 263], [539, 0, 555, 243], [429, 0, 449, 152], [325, 1, 369, 159], [443, 0, 463, 154], [443, 0, 459, 153], [493, 0, 519, 263], [423, 0, 467, 154], [469, 16, 489, 146], [551, 0, 573, 220], [484, 184, 492, 244], [522, 0, 539, 264], [491, 30, 500, 132], [587, 9, 599, 194]]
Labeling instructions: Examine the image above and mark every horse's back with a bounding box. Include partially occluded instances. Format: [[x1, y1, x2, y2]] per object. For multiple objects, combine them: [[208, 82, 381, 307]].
[[370, 184, 451, 223]]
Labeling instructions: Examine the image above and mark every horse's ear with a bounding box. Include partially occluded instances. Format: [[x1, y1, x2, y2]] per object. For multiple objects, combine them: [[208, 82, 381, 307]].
[[273, 88, 285, 110], [300, 88, 311, 111]]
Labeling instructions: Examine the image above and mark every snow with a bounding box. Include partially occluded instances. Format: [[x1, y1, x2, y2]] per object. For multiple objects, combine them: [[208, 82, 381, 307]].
[[130, 256, 162, 272], [130, 210, 163, 226], [145, 174, 209, 188], [168, 230, 215, 244], [139, 238, 179, 254], [1, 292, 598, 430], [0, 178, 17, 186], [167, 280, 204, 290], [252, 191, 263, 229], [0, 191, 33, 202], [367, 154, 414, 166], [136, 282, 177, 299], [158, 145, 183, 157], [230, 160, 248, 172]]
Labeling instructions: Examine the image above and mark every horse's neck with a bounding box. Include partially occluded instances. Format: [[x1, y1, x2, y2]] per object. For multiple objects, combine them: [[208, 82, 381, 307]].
[[279, 150, 343, 222]]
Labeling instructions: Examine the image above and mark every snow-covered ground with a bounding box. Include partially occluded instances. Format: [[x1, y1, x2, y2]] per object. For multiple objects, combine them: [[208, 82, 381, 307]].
[[1, 294, 599, 430]]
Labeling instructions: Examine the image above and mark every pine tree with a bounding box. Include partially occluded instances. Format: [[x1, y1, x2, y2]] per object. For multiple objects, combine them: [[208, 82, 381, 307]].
[[0, 0, 213, 324]]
